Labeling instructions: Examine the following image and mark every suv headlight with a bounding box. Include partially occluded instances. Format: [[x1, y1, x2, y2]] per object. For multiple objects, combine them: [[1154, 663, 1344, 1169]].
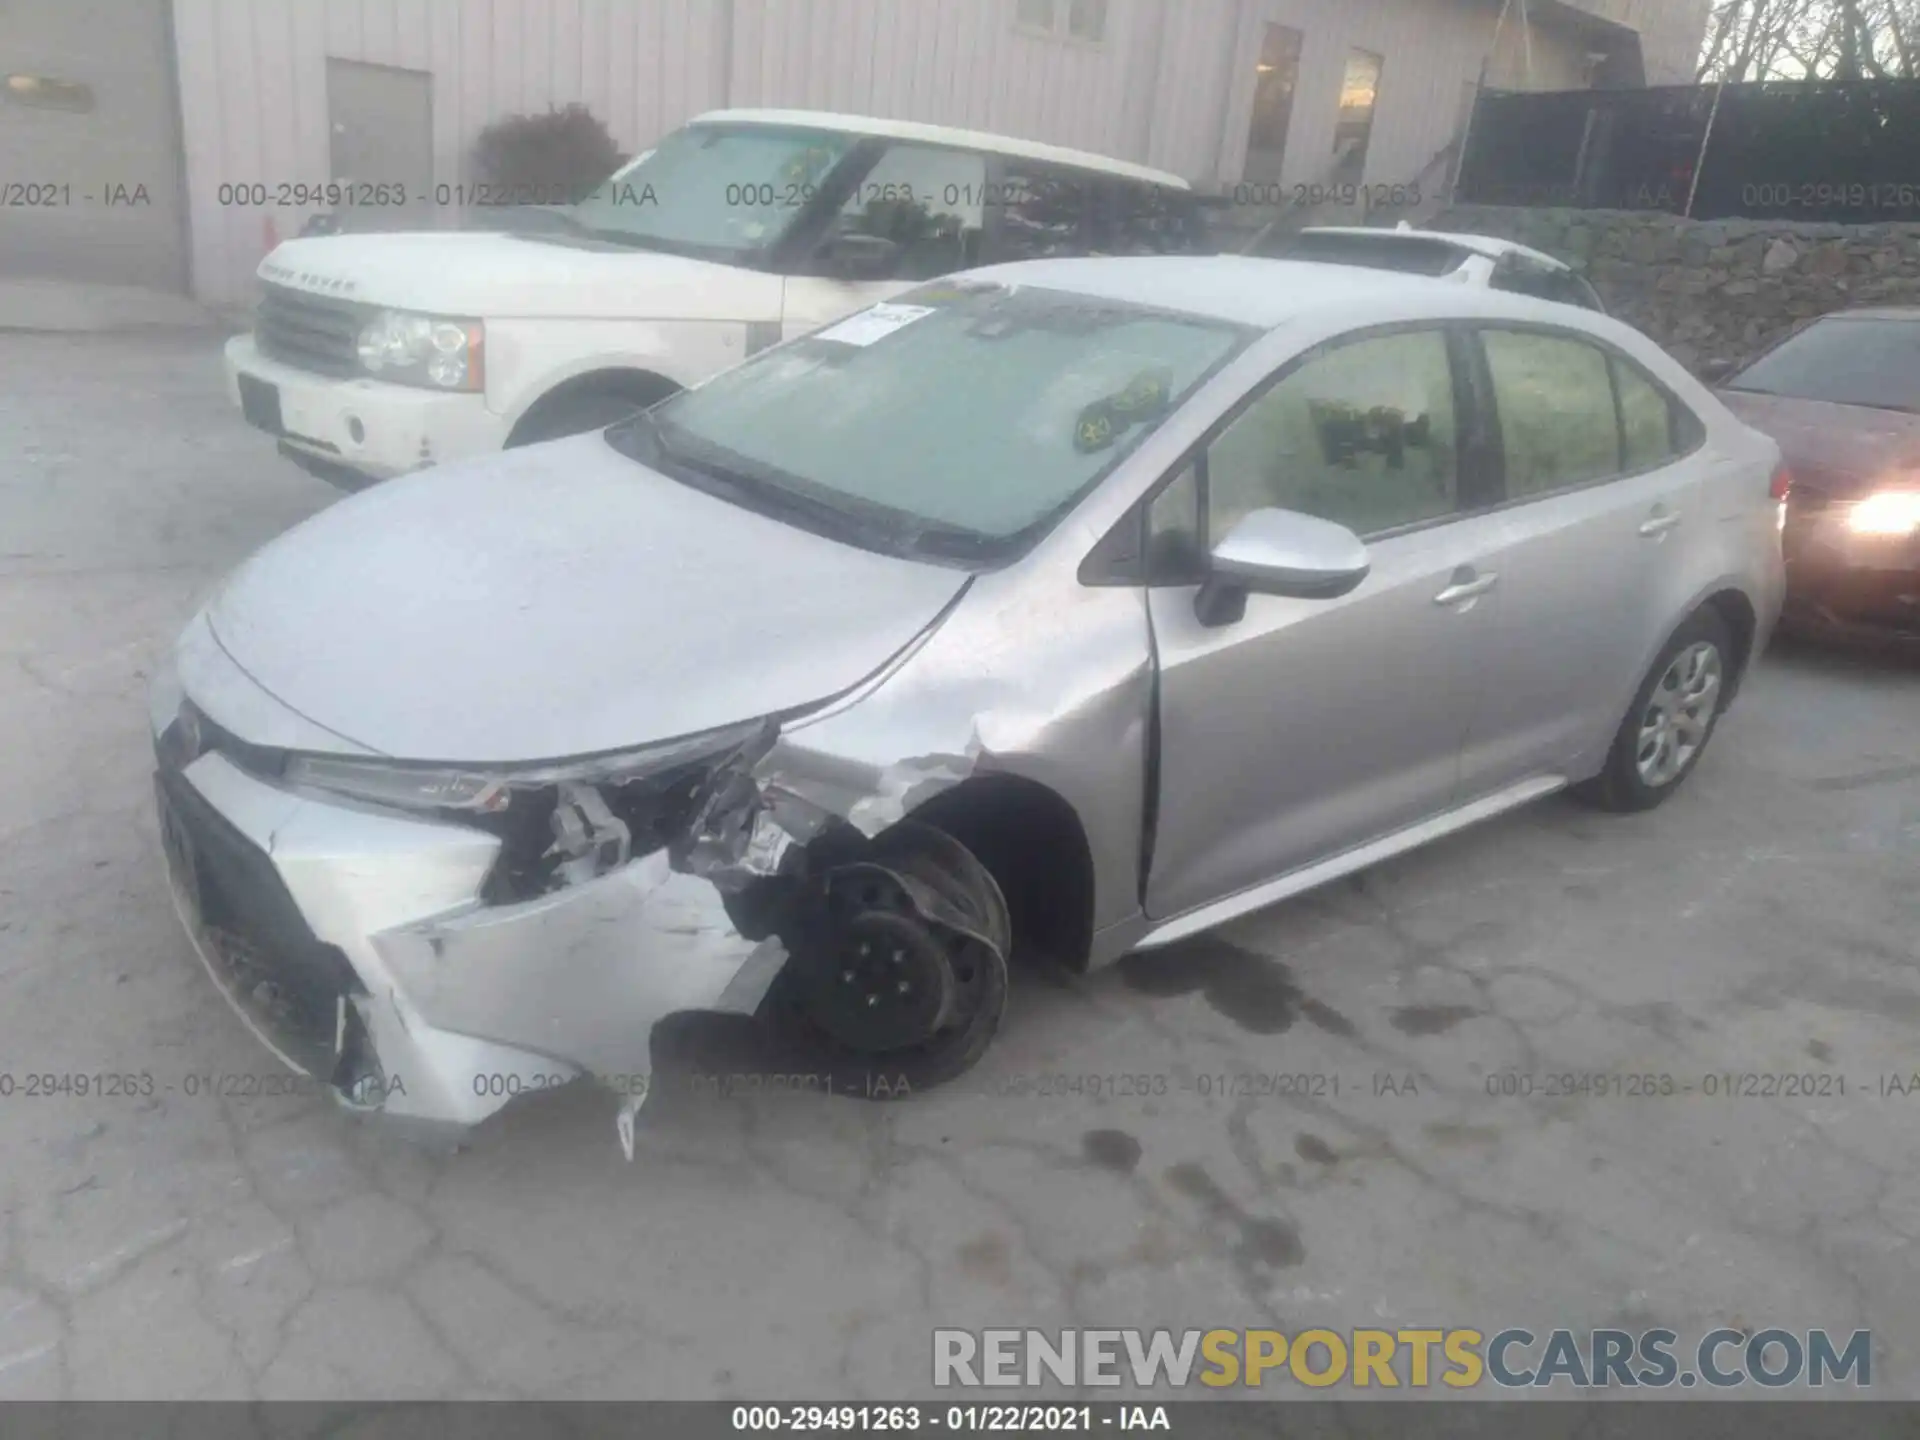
[[281, 719, 773, 816], [355, 309, 485, 392]]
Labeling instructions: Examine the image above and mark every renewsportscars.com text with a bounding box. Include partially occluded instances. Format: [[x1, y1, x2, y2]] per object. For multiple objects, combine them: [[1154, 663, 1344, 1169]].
[[933, 1327, 1872, 1390]]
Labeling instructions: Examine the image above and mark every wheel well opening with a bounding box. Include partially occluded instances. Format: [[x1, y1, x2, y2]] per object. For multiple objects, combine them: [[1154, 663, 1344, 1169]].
[[507, 368, 680, 445], [904, 774, 1096, 973], [1703, 589, 1758, 704]]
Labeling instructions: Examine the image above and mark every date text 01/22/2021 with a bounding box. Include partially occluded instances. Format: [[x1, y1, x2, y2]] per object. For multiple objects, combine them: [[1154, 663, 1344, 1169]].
[[730, 1405, 1171, 1432], [1482, 1071, 1920, 1099]]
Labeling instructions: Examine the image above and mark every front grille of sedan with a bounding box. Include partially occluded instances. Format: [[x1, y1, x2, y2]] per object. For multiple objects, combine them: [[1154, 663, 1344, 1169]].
[[255, 283, 369, 377]]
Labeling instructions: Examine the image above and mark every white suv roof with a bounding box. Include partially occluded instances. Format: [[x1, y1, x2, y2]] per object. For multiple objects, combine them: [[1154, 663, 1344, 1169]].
[[1269, 224, 1607, 313], [688, 108, 1192, 191], [1301, 225, 1569, 271]]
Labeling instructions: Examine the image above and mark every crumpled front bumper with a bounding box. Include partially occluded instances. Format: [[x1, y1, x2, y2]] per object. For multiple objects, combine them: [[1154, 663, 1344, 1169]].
[[146, 616, 991, 1150], [154, 744, 789, 1142]]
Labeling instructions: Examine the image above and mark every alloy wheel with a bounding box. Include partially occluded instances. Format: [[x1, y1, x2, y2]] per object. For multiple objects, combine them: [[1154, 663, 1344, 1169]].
[[1635, 640, 1723, 788]]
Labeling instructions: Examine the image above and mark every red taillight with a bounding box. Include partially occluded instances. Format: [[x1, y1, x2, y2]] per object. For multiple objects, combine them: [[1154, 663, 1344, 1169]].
[[1769, 465, 1793, 503]]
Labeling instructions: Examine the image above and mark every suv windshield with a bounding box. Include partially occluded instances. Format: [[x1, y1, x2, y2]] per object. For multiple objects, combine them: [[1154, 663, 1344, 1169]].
[[613, 281, 1255, 562], [562, 123, 855, 260], [1726, 316, 1920, 415]]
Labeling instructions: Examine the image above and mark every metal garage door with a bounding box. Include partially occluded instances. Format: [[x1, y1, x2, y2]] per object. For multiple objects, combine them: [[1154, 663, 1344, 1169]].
[[0, 0, 188, 291]]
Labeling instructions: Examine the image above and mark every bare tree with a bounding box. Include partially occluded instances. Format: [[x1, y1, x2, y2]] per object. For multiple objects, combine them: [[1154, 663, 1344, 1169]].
[[1699, 0, 1916, 77]]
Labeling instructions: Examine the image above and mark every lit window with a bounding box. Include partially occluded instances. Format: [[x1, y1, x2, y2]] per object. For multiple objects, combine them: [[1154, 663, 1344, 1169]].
[[4, 74, 95, 112]]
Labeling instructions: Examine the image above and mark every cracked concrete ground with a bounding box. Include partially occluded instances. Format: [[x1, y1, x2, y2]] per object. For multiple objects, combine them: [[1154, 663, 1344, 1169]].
[[1, 331, 1916, 1402]]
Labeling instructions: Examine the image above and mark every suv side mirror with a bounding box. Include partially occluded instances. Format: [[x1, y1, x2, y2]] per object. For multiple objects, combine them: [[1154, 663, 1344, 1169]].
[[1196, 508, 1370, 626], [821, 230, 900, 281]]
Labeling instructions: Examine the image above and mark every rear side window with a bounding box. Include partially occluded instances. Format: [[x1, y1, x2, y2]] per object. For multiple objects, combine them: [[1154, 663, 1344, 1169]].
[[1481, 329, 1620, 498], [1099, 181, 1210, 255], [1615, 357, 1677, 468], [983, 162, 1095, 262]]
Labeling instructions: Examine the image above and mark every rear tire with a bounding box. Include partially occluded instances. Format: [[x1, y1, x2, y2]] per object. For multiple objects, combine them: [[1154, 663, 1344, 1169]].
[[1574, 606, 1733, 813]]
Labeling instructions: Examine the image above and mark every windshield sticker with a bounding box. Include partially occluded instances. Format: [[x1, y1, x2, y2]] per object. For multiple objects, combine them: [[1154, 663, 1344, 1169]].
[[816, 302, 937, 348]]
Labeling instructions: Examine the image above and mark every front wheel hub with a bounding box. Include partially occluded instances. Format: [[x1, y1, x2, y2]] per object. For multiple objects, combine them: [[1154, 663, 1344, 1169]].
[[805, 907, 956, 1052]]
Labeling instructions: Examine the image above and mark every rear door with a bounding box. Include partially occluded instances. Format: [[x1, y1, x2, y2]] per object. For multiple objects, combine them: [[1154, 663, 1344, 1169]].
[[1143, 325, 1510, 920], [1456, 325, 1710, 795]]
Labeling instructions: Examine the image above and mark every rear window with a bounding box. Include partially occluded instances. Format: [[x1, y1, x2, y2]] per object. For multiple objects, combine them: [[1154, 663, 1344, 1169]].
[[1262, 231, 1467, 276]]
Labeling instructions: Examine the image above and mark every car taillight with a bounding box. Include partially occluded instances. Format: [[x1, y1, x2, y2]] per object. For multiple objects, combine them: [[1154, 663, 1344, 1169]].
[[1769, 465, 1793, 503]]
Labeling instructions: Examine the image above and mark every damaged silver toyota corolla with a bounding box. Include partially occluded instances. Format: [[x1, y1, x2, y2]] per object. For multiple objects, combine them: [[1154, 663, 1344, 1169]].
[[150, 256, 1784, 1153]]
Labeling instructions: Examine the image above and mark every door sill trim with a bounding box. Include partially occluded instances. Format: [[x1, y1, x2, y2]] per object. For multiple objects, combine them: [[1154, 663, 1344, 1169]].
[[1134, 775, 1568, 950]]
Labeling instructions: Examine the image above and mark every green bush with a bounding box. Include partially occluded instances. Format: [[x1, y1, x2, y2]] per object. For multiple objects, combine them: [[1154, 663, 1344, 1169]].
[[470, 105, 625, 203]]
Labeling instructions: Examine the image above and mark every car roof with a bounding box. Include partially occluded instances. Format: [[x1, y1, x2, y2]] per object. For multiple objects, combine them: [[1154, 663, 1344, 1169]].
[[687, 108, 1191, 190], [1301, 226, 1570, 271], [952, 254, 1566, 329]]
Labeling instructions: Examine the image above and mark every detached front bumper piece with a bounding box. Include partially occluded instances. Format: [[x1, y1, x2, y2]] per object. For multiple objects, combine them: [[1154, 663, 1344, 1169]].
[[154, 746, 787, 1146]]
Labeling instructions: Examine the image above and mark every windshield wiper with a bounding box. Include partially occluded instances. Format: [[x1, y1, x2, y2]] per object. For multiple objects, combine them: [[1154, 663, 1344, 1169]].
[[902, 522, 1003, 560], [622, 414, 902, 548]]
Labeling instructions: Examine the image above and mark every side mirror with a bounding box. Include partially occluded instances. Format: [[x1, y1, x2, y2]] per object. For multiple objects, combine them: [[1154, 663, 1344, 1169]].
[[821, 230, 900, 281], [1195, 508, 1370, 626], [1698, 357, 1737, 384]]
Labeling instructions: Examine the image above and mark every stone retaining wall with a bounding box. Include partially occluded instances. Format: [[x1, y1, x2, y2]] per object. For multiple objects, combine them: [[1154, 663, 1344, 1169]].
[[1432, 204, 1920, 370]]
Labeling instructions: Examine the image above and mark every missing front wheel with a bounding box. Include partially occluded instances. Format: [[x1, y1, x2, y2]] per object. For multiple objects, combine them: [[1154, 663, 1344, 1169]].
[[762, 820, 1011, 1096]]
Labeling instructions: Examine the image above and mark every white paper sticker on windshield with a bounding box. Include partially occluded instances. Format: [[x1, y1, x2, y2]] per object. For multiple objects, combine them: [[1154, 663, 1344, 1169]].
[[815, 302, 936, 347]]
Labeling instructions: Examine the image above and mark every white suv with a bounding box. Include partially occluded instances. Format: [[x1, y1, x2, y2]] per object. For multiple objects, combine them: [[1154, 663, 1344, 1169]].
[[1264, 225, 1608, 314], [223, 109, 1209, 489]]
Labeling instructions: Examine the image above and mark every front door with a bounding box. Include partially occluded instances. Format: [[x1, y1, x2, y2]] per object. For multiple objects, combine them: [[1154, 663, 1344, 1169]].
[[1456, 326, 1710, 795], [1144, 326, 1507, 921], [780, 141, 990, 340]]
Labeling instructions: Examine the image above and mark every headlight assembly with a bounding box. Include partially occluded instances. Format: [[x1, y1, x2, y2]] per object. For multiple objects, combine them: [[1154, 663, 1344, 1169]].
[[281, 718, 774, 816], [355, 308, 485, 391]]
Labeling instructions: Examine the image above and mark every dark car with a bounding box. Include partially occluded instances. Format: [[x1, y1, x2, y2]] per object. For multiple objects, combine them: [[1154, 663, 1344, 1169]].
[[1711, 308, 1920, 643]]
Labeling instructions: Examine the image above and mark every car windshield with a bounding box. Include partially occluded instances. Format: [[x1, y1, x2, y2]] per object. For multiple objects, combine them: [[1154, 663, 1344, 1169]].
[[1726, 316, 1920, 415], [560, 122, 856, 260], [613, 280, 1255, 562], [1266, 231, 1466, 276]]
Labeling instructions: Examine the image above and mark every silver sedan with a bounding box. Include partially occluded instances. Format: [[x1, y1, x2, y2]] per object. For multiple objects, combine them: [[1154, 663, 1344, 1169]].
[[148, 255, 1786, 1150]]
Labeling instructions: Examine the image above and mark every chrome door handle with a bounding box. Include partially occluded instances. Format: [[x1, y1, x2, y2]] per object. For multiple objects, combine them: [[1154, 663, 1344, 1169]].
[[1639, 509, 1683, 537], [1433, 573, 1499, 606]]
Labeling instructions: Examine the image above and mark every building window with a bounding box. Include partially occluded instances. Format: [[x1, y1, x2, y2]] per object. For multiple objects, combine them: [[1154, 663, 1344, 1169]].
[[4, 74, 95, 113], [1243, 24, 1305, 184], [1331, 49, 1384, 186], [1014, 0, 1107, 43]]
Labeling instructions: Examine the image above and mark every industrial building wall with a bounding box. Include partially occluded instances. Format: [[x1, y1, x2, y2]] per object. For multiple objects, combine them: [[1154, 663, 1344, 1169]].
[[167, 0, 1704, 305]]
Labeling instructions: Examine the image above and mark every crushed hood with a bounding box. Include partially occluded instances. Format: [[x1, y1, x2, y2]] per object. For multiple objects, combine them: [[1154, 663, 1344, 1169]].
[[205, 435, 971, 762], [259, 231, 783, 321], [1718, 390, 1920, 497]]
